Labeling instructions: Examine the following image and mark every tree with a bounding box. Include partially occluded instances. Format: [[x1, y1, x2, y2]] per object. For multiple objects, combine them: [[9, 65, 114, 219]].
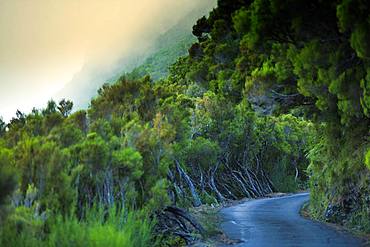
[[8, 110, 26, 129], [57, 99, 73, 118], [192, 16, 211, 41], [42, 100, 57, 116], [80, 133, 109, 173], [0, 117, 6, 137], [0, 147, 17, 221]]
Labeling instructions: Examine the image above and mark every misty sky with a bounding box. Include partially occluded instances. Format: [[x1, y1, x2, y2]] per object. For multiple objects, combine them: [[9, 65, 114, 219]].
[[0, 0, 214, 122]]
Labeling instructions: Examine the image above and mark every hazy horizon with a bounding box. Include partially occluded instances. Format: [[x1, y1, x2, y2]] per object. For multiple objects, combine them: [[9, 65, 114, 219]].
[[0, 0, 216, 123]]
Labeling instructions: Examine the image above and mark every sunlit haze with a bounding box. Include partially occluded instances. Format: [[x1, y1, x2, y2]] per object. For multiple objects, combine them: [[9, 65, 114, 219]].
[[0, 0, 214, 122]]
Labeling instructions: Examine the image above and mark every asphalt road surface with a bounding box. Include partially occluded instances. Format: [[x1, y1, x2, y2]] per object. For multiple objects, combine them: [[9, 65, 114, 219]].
[[219, 193, 363, 247]]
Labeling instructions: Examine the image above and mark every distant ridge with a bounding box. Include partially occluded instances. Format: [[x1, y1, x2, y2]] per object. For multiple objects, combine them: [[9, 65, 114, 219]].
[[54, 0, 216, 110]]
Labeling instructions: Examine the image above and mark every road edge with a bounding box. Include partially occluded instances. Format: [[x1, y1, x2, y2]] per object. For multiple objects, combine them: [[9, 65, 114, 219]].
[[300, 201, 370, 247]]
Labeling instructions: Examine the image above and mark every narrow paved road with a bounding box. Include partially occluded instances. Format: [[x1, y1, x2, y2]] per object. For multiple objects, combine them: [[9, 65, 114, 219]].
[[219, 193, 363, 247]]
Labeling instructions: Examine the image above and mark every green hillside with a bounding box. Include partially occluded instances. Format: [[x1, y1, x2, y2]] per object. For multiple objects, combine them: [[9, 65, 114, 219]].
[[128, 31, 196, 81]]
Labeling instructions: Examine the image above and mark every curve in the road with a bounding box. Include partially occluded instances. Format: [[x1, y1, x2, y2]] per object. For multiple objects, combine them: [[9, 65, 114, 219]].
[[218, 193, 363, 247]]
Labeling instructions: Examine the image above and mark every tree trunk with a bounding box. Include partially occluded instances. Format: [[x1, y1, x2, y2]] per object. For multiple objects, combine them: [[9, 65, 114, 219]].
[[175, 160, 202, 207]]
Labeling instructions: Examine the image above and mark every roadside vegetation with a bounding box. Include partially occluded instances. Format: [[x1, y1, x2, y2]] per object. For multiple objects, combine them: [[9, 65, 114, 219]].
[[0, 0, 369, 245]]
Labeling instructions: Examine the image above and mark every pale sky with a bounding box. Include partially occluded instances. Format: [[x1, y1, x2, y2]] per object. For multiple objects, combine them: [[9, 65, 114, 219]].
[[0, 0, 213, 122]]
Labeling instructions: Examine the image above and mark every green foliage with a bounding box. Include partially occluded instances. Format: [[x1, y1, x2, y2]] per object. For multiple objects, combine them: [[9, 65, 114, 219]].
[[0, 146, 17, 222], [13, 137, 75, 214], [307, 127, 370, 232], [175, 137, 220, 171], [337, 0, 370, 59], [0, 206, 156, 247], [50, 123, 84, 147], [147, 178, 170, 210], [365, 149, 370, 169], [232, 7, 250, 34], [80, 133, 109, 172], [112, 147, 143, 180], [129, 33, 196, 81], [57, 99, 74, 118]]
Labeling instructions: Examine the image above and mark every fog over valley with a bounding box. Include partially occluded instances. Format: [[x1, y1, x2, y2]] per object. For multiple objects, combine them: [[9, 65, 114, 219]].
[[0, 0, 216, 122]]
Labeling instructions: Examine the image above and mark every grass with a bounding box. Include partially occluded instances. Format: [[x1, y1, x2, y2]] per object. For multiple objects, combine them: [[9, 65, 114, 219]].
[[0, 206, 157, 247]]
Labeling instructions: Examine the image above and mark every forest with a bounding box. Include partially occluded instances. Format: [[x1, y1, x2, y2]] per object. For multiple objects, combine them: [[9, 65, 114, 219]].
[[0, 0, 369, 246]]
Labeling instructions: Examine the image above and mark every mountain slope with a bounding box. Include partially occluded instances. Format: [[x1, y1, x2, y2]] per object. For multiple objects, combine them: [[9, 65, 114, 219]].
[[55, 1, 216, 109]]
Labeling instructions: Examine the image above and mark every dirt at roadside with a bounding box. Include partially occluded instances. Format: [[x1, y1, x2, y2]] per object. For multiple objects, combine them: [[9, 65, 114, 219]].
[[187, 203, 240, 247]]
